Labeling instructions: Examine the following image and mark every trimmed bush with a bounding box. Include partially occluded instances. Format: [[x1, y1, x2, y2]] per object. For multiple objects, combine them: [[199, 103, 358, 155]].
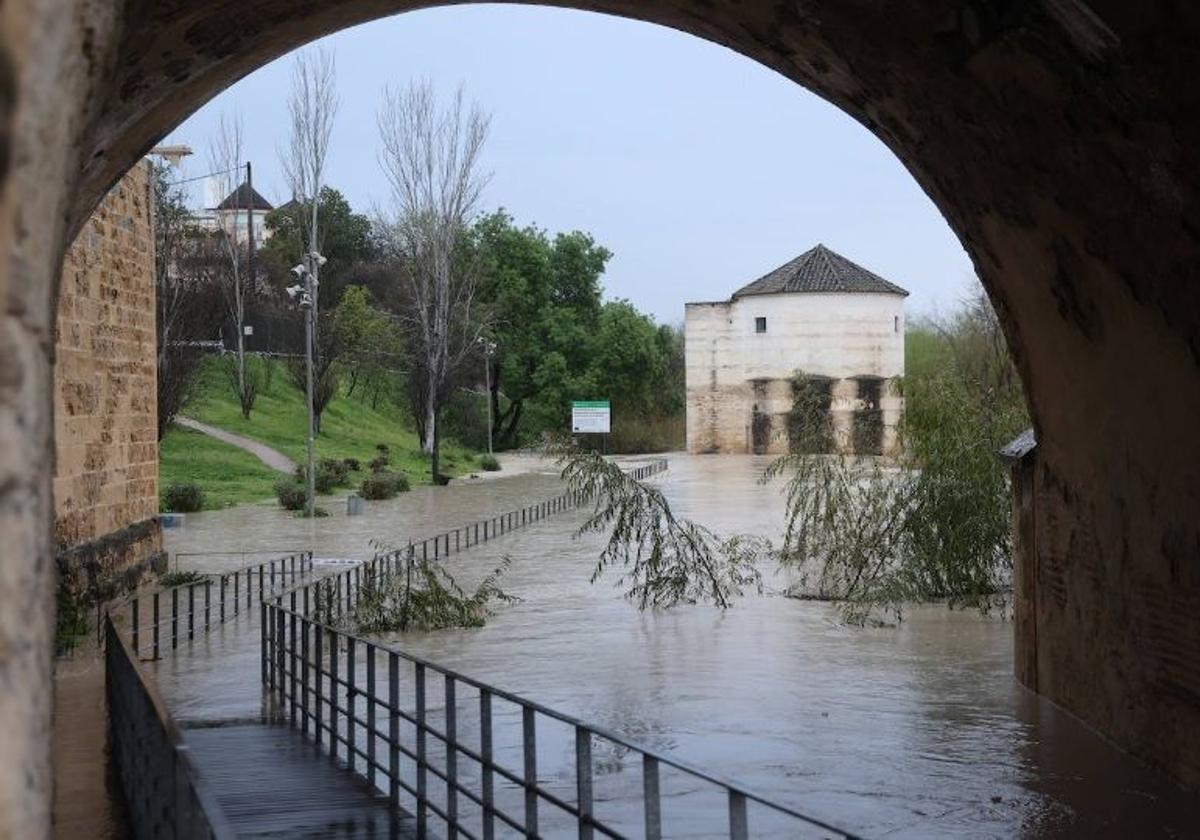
[[294, 506, 330, 519], [343, 457, 361, 472], [479, 454, 501, 472], [319, 457, 351, 485], [359, 471, 411, 500], [164, 483, 204, 513], [368, 453, 389, 473], [274, 478, 308, 511], [293, 459, 352, 494]]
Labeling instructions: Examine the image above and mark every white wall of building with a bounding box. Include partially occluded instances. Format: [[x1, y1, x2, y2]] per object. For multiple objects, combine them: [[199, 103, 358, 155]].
[[685, 292, 905, 455]]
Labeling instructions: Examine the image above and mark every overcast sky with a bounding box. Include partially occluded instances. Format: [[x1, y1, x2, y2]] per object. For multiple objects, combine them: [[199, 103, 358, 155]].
[[167, 4, 976, 324]]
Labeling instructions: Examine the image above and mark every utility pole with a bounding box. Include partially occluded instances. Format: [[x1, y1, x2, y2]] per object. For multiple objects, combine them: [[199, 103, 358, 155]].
[[478, 337, 496, 455], [303, 262, 316, 518], [245, 161, 256, 295]]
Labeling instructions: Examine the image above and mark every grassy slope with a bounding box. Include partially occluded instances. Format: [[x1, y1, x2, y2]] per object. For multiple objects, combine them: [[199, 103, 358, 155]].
[[163, 356, 481, 509], [160, 425, 282, 509]]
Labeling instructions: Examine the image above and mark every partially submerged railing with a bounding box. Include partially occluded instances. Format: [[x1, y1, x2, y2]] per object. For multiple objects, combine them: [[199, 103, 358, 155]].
[[262, 459, 856, 838], [105, 615, 233, 839], [126, 551, 313, 659]]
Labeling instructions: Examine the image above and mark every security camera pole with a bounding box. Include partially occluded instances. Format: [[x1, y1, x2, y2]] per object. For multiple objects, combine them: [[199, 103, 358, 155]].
[[290, 259, 319, 517]]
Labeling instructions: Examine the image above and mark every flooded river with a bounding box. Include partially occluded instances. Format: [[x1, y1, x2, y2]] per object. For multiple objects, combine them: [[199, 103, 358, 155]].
[[156, 453, 1198, 837]]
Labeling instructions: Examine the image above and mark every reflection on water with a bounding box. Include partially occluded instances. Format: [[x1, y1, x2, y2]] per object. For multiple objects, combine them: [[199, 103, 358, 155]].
[[152, 453, 1199, 836]]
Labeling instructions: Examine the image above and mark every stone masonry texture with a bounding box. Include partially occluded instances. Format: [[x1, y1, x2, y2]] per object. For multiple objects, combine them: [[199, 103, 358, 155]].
[[53, 162, 162, 592]]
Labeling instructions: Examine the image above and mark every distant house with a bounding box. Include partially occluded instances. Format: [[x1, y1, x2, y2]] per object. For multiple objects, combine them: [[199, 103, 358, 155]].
[[684, 244, 908, 456], [197, 181, 273, 248]]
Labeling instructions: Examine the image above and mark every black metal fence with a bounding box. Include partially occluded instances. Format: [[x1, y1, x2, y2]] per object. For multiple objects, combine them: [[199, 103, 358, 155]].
[[105, 615, 234, 839], [262, 460, 856, 838], [126, 552, 313, 659]]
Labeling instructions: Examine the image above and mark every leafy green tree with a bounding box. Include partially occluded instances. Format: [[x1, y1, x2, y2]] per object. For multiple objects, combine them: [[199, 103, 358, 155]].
[[332, 285, 405, 409], [473, 211, 610, 444]]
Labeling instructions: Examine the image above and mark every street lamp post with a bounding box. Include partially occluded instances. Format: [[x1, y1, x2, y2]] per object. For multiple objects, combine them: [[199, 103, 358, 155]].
[[288, 251, 325, 518], [478, 338, 497, 456]]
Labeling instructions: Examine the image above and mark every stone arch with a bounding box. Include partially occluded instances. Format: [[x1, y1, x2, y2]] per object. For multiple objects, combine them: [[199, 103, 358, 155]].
[[4, 1, 1200, 834]]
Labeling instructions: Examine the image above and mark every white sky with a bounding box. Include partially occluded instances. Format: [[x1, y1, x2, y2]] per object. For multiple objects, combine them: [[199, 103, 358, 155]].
[[167, 4, 978, 324]]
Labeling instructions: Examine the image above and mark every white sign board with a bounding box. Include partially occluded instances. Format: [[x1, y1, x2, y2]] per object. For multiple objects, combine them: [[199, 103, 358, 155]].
[[572, 400, 611, 434]]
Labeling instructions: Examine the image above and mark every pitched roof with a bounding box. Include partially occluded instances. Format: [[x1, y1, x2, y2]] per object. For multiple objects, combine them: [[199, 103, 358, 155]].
[[214, 181, 273, 212], [732, 244, 909, 298]]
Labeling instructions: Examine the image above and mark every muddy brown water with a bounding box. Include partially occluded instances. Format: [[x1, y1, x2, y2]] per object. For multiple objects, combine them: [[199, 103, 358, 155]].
[[60, 454, 1199, 837]]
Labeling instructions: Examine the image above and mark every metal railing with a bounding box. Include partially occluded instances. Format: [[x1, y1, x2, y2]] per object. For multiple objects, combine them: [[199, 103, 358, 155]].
[[105, 615, 234, 839], [126, 552, 313, 659], [262, 460, 857, 838]]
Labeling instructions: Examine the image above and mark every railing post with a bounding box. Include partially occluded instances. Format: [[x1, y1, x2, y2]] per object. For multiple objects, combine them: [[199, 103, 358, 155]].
[[171, 588, 179, 649], [233, 570, 240, 616], [445, 676, 457, 835], [257, 564, 264, 604], [330, 627, 340, 762], [187, 584, 195, 641], [366, 645, 376, 790], [315, 624, 324, 747], [219, 575, 226, 623], [728, 791, 748, 840], [643, 755, 662, 840], [523, 706, 538, 836], [276, 606, 286, 710], [152, 592, 160, 659], [204, 580, 211, 632], [301, 617, 310, 737], [481, 689, 494, 840], [290, 592, 298, 727], [347, 637, 357, 771], [416, 663, 427, 835], [388, 652, 399, 807], [260, 600, 268, 687], [576, 727, 594, 840]]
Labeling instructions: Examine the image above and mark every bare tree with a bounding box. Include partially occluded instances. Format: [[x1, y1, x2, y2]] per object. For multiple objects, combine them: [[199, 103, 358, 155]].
[[377, 80, 491, 481], [208, 112, 258, 418], [152, 160, 222, 438], [281, 46, 338, 514], [282, 47, 338, 266]]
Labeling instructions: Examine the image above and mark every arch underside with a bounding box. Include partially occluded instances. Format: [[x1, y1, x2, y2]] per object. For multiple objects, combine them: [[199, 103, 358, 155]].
[[4, 5, 1200, 829]]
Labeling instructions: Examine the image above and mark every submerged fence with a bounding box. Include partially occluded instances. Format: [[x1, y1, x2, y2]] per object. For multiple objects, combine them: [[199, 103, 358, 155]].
[[105, 615, 233, 839], [125, 552, 313, 660], [262, 459, 857, 838]]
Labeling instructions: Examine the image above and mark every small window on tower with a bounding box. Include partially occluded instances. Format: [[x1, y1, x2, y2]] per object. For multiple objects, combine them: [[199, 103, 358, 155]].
[[755, 317, 767, 334], [894, 315, 900, 333]]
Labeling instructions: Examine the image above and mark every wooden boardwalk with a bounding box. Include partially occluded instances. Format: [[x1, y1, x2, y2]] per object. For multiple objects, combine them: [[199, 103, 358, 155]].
[[184, 723, 417, 838]]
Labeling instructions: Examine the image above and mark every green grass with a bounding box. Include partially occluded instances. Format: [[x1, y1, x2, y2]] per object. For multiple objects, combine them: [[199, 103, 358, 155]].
[[174, 356, 481, 497], [905, 327, 953, 381], [159, 425, 282, 509]]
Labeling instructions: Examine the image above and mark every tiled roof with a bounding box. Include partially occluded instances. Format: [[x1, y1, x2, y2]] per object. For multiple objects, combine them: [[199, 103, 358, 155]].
[[215, 182, 273, 212], [732, 244, 909, 298]]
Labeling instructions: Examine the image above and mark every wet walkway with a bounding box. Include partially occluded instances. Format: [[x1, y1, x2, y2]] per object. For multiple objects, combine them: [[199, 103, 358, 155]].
[[177, 416, 296, 473], [185, 723, 416, 838]]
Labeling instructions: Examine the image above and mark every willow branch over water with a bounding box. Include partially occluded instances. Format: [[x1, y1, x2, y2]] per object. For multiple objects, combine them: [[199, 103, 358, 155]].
[[544, 439, 765, 609]]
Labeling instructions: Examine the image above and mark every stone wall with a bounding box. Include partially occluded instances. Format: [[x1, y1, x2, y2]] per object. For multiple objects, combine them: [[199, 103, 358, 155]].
[[685, 292, 904, 455], [53, 161, 162, 594]]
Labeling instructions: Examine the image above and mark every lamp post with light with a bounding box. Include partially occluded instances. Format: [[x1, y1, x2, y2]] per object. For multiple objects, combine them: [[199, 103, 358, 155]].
[[286, 249, 326, 517], [477, 337, 497, 456]]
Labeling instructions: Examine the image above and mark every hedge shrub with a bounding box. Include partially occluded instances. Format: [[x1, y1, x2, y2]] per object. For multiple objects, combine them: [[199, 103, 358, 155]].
[[164, 483, 204, 513]]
